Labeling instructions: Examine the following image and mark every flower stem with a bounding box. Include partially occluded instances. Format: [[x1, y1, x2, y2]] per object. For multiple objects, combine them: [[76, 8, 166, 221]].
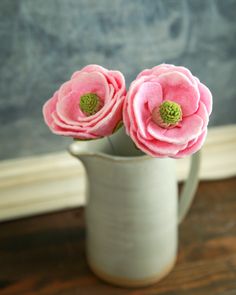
[[107, 137, 116, 155]]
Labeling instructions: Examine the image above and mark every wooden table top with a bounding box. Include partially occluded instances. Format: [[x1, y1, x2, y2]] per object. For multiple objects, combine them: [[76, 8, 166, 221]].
[[0, 178, 236, 295]]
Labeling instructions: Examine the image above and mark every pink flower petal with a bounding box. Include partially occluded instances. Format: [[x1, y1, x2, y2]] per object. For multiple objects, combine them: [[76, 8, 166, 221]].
[[74, 64, 108, 76], [151, 64, 175, 76], [79, 97, 118, 125], [137, 64, 174, 79], [107, 84, 115, 102], [77, 77, 125, 123], [195, 101, 209, 130], [71, 71, 109, 102], [157, 71, 200, 116], [42, 91, 59, 127], [89, 98, 124, 136], [123, 64, 211, 158], [43, 64, 126, 139], [129, 129, 165, 158], [51, 122, 98, 139], [137, 132, 187, 156], [107, 70, 126, 92], [171, 66, 197, 86], [73, 66, 126, 97], [198, 82, 213, 115], [56, 91, 124, 134], [133, 95, 152, 140], [125, 79, 144, 132], [123, 100, 131, 135], [141, 82, 163, 112], [147, 114, 203, 145], [52, 112, 83, 131], [174, 130, 207, 158], [126, 80, 162, 140], [58, 81, 72, 101], [56, 91, 87, 125]]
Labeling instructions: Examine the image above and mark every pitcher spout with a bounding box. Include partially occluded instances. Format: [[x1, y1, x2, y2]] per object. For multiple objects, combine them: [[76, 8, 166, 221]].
[[68, 128, 145, 167], [68, 141, 96, 168], [68, 137, 117, 169]]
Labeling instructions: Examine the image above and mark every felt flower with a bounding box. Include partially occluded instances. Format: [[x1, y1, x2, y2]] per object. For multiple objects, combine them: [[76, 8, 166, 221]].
[[43, 65, 126, 139], [123, 64, 212, 158]]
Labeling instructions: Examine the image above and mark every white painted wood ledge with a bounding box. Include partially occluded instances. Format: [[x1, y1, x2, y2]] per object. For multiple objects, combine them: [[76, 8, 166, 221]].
[[0, 125, 236, 222]]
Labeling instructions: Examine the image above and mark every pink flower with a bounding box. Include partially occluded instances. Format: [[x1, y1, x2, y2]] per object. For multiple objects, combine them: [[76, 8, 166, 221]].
[[123, 64, 212, 158], [43, 65, 126, 139]]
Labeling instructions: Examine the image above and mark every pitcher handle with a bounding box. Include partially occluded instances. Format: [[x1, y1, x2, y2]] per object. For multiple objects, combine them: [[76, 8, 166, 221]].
[[178, 151, 201, 224]]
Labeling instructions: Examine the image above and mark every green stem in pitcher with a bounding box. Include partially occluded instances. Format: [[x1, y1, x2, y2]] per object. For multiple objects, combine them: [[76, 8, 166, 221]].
[[107, 137, 116, 155]]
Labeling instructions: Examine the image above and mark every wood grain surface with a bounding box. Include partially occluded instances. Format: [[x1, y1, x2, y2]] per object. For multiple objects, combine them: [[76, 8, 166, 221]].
[[0, 178, 236, 295]]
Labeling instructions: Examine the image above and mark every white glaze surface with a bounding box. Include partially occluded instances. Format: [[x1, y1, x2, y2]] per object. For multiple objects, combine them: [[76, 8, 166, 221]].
[[69, 128, 199, 285]]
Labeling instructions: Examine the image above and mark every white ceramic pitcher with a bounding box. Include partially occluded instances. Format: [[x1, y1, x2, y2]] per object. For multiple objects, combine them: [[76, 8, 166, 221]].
[[69, 128, 200, 287]]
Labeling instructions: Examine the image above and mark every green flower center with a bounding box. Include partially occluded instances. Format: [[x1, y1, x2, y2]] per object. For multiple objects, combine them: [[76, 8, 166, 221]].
[[79, 93, 101, 116], [159, 100, 182, 125]]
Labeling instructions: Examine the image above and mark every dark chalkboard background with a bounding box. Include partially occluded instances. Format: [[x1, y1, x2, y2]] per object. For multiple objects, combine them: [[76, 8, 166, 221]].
[[0, 0, 236, 160]]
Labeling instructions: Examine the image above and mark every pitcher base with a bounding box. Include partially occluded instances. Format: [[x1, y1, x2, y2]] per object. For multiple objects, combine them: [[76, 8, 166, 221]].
[[88, 258, 176, 288]]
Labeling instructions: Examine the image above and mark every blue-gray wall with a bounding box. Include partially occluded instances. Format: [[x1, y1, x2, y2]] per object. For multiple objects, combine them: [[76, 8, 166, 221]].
[[1, 0, 236, 159]]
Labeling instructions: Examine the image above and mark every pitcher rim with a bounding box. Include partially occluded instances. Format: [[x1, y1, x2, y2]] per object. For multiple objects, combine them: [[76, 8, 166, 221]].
[[68, 144, 160, 163]]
